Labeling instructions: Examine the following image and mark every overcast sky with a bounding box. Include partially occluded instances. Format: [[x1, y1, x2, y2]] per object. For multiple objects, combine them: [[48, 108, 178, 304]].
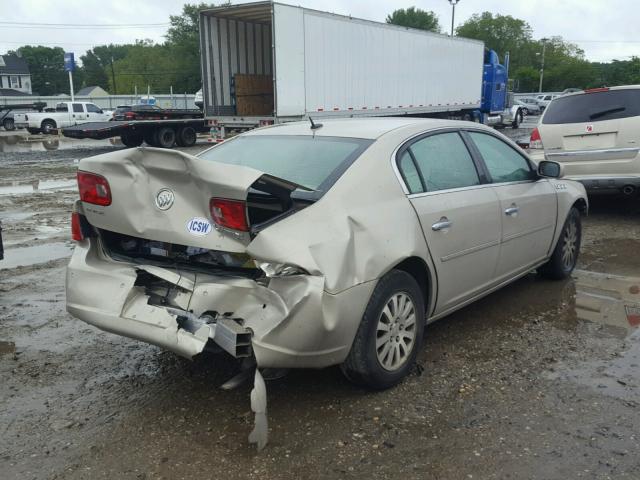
[[0, 0, 637, 63]]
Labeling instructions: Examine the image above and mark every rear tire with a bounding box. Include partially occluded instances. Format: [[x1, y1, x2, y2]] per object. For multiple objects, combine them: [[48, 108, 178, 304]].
[[3, 118, 15, 131], [342, 270, 425, 390], [41, 119, 56, 134], [143, 130, 158, 147], [155, 127, 176, 148], [27, 128, 40, 135], [176, 126, 197, 147], [522, 107, 529, 116], [538, 207, 581, 280], [120, 133, 144, 148]]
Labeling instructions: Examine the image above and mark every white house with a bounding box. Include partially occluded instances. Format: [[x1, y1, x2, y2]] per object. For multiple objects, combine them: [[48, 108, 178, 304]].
[[0, 54, 32, 95]]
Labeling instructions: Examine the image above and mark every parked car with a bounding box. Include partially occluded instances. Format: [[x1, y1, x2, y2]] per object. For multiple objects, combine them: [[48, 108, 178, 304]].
[[13, 102, 112, 134], [110, 105, 133, 121], [516, 98, 541, 115], [530, 86, 640, 196], [66, 118, 587, 390], [536, 94, 559, 112]]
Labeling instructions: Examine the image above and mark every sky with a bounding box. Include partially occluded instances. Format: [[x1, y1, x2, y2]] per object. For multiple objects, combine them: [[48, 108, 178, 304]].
[[0, 0, 637, 63]]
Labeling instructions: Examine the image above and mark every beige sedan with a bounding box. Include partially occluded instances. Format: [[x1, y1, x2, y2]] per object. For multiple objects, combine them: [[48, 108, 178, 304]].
[[66, 118, 587, 390]]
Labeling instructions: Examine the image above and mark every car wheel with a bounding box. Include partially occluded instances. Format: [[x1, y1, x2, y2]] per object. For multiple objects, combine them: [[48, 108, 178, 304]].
[[41, 119, 57, 134], [156, 127, 176, 148], [342, 269, 425, 390], [522, 107, 529, 116], [3, 118, 15, 131], [176, 126, 197, 147], [538, 207, 581, 280]]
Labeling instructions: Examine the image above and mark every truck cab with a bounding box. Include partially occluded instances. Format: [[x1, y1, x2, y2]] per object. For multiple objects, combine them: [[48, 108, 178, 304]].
[[479, 50, 523, 129]]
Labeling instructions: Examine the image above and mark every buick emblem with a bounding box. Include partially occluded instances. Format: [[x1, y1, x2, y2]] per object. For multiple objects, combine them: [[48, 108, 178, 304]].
[[155, 188, 175, 210]]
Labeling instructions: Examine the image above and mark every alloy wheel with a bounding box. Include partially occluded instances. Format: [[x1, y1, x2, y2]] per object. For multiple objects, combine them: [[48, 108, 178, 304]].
[[375, 292, 417, 371]]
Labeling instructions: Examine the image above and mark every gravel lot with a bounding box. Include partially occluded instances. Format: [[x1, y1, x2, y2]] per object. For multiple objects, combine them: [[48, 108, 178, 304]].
[[1, 126, 640, 480]]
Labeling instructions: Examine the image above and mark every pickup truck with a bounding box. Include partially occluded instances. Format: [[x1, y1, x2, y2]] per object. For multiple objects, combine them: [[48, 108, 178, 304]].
[[14, 101, 112, 134]]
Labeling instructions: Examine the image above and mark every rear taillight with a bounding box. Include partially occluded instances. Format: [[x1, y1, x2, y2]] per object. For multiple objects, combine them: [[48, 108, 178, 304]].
[[529, 127, 544, 150], [124, 111, 135, 119], [209, 198, 248, 232], [71, 212, 84, 241], [77, 171, 112, 206]]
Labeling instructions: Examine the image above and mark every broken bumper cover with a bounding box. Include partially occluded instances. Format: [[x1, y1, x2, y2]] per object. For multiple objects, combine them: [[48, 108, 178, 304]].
[[66, 239, 374, 368]]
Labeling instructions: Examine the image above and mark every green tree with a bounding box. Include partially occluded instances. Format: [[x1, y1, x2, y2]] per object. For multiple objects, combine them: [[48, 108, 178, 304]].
[[13, 46, 68, 95], [109, 41, 176, 94], [386, 7, 441, 33], [80, 45, 129, 93], [165, 2, 224, 93]]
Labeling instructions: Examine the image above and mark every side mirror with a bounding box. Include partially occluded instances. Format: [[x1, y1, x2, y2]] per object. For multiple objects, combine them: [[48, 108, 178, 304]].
[[538, 160, 563, 178]]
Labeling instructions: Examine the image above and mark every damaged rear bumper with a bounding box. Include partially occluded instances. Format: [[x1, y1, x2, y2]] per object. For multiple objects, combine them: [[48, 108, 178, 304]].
[[66, 238, 374, 368]]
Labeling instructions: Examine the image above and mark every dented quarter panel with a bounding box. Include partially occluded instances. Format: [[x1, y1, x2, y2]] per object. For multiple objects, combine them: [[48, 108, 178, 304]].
[[547, 178, 588, 253]]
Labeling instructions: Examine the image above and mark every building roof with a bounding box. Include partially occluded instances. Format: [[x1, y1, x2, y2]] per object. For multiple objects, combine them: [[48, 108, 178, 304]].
[[76, 85, 109, 96], [0, 88, 29, 97], [0, 55, 30, 75]]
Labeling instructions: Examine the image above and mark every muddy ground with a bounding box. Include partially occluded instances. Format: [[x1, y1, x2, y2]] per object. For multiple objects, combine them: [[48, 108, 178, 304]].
[[1, 128, 639, 480]]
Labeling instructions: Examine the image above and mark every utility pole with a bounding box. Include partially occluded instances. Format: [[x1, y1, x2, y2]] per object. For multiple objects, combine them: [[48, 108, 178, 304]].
[[110, 57, 117, 95], [538, 39, 547, 93], [448, 0, 460, 36]]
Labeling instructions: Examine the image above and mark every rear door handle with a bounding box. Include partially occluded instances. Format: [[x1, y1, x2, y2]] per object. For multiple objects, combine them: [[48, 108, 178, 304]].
[[505, 205, 519, 216], [432, 217, 452, 231]]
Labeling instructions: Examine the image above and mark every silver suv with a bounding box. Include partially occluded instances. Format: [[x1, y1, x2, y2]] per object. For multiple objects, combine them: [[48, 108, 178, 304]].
[[530, 86, 640, 196]]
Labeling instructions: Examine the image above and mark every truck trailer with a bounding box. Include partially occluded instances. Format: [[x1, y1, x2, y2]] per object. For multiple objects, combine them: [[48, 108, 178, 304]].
[[199, 1, 522, 138]]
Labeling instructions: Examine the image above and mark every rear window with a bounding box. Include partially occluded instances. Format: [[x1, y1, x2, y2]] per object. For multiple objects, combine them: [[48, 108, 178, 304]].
[[543, 89, 640, 124], [197, 135, 372, 192]]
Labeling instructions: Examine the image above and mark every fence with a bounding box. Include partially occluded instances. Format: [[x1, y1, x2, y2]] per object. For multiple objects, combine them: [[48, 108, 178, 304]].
[[0, 94, 197, 110]]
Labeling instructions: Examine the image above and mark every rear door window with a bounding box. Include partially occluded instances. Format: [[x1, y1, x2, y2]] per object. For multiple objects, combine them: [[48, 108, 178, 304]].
[[543, 89, 640, 124], [401, 132, 480, 192], [468, 132, 535, 183], [72, 103, 84, 113]]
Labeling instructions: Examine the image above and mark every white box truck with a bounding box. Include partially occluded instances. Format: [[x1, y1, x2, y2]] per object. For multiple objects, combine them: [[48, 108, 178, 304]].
[[199, 1, 491, 137]]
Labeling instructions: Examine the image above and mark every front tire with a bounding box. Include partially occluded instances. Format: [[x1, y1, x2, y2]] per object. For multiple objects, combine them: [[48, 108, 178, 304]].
[[512, 111, 522, 129], [342, 270, 425, 390], [538, 207, 581, 280], [3, 117, 15, 131]]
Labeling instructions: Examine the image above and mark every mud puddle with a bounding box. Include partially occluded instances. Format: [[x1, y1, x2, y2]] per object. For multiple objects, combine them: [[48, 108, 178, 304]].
[[548, 269, 640, 403], [0, 242, 73, 270]]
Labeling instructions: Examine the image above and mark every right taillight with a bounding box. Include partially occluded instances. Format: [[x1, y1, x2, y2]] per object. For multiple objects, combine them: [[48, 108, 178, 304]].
[[209, 198, 249, 232], [529, 127, 544, 149], [77, 171, 112, 206], [71, 212, 84, 241]]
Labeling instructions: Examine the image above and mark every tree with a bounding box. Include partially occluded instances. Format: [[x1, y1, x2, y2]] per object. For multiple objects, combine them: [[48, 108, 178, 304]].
[[13, 46, 68, 95], [165, 2, 224, 93], [109, 41, 176, 94], [386, 7, 441, 33], [79, 45, 129, 93]]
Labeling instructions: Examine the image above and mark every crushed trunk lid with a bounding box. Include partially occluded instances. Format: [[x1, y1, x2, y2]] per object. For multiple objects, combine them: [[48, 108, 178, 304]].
[[78, 147, 305, 253]]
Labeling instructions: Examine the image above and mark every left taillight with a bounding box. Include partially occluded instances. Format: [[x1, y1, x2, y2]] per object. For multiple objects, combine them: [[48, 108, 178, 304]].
[[77, 171, 112, 206], [71, 212, 84, 241], [209, 198, 248, 232]]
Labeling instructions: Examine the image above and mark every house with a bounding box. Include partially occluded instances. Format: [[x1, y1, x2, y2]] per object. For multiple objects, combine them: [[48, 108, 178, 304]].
[[0, 54, 32, 95], [76, 85, 109, 97]]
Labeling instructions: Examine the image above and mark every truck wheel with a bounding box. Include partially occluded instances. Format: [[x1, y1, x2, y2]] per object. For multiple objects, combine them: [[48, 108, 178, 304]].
[[156, 127, 176, 148], [41, 119, 57, 134], [176, 126, 197, 147], [511, 111, 522, 129], [27, 128, 40, 135], [2, 118, 15, 131], [143, 131, 158, 147], [538, 207, 581, 280], [341, 270, 425, 390], [120, 133, 143, 148]]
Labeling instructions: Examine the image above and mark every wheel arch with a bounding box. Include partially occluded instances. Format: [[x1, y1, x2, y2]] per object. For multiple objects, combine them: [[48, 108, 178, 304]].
[[40, 118, 57, 128], [572, 197, 588, 216], [390, 256, 435, 320]]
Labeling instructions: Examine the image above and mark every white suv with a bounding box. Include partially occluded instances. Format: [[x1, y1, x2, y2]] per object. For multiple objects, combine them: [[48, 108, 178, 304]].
[[530, 86, 640, 196]]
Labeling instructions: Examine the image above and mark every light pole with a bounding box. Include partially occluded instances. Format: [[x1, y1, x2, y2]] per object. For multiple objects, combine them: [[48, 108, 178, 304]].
[[537, 39, 547, 93], [448, 0, 460, 36]]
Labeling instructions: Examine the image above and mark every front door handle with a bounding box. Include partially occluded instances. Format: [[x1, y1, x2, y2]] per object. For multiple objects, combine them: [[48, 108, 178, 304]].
[[505, 205, 519, 216], [432, 217, 452, 231]]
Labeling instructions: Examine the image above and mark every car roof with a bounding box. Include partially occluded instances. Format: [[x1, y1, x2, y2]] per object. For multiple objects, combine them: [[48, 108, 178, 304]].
[[559, 84, 640, 99], [246, 117, 471, 140]]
